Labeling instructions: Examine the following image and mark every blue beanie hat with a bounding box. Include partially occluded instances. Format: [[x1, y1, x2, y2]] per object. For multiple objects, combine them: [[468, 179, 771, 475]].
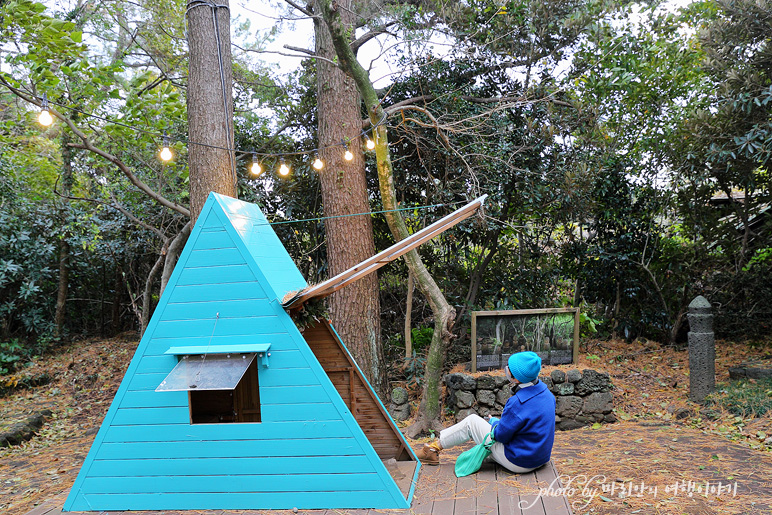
[[507, 351, 542, 383]]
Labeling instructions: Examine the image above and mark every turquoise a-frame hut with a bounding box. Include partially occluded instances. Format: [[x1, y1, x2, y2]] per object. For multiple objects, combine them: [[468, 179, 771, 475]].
[[64, 193, 421, 511]]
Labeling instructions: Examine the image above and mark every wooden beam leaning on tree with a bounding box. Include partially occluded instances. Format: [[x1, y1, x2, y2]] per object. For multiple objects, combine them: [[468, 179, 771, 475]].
[[283, 194, 487, 308]]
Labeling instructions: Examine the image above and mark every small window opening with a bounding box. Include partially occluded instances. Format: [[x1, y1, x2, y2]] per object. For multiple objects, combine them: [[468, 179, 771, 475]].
[[190, 359, 261, 424], [156, 352, 261, 424]]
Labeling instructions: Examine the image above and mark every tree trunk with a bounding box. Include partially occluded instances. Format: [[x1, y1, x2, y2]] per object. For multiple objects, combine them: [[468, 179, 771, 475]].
[[54, 132, 74, 338], [161, 223, 191, 295], [112, 264, 122, 334], [405, 271, 414, 358], [312, 1, 385, 396], [612, 280, 621, 339], [186, 0, 237, 225], [142, 250, 166, 336], [319, 0, 454, 436]]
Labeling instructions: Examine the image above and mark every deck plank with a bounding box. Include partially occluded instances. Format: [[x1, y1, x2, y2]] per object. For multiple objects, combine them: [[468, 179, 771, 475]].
[[430, 461, 457, 515], [496, 465, 523, 515], [534, 462, 572, 515], [516, 467, 546, 515], [23, 500, 60, 515], [409, 464, 436, 515], [455, 473, 477, 514], [476, 462, 499, 515]]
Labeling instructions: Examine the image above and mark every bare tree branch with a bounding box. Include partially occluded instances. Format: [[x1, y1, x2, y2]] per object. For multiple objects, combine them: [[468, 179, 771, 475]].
[[283, 0, 315, 17], [278, 45, 339, 67], [283, 44, 317, 57], [350, 21, 399, 52], [107, 191, 167, 239]]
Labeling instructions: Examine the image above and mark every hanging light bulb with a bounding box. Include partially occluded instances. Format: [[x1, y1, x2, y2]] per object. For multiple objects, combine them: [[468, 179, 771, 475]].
[[342, 139, 354, 161], [312, 154, 324, 170], [38, 93, 53, 127], [250, 153, 263, 177], [159, 132, 173, 162], [365, 137, 375, 150], [278, 159, 290, 176]]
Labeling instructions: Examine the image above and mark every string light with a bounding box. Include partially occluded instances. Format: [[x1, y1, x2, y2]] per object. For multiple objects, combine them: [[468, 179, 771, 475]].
[[32, 95, 393, 176], [159, 132, 173, 161], [278, 159, 290, 176], [342, 140, 354, 161], [38, 93, 53, 127], [250, 153, 263, 177]]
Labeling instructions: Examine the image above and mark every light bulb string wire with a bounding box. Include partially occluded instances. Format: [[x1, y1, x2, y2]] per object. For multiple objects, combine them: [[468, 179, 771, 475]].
[[262, 200, 466, 227], [33, 94, 386, 161]]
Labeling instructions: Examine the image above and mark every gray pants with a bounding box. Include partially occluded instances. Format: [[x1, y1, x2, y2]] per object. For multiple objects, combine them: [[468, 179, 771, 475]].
[[439, 414, 536, 473]]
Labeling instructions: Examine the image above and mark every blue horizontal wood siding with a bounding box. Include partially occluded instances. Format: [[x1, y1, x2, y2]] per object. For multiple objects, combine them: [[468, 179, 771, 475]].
[[165, 282, 269, 303], [151, 316, 280, 338], [118, 390, 187, 409], [176, 263, 255, 285], [68, 491, 398, 511], [95, 438, 364, 459], [111, 407, 190, 425], [82, 473, 382, 494], [127, 372, 167, 391], [87, 456, 374, 476], [102, 420, 353, 443], [64, 193, 409, 512], [162, 298, 276, 320]]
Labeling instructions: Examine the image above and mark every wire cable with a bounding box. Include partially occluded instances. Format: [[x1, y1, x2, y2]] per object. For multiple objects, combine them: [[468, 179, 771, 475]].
[[262, 200, 466, 227]]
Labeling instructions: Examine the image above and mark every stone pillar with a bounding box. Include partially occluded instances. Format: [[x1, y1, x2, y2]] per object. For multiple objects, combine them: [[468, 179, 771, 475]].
[[688, 295, 715, 402]]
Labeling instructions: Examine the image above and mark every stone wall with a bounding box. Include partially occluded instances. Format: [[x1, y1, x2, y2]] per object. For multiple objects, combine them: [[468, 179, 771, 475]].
[[443, 369, 616, 430]]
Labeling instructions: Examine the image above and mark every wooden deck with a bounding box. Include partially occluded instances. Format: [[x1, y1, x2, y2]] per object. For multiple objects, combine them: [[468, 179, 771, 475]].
[[25, 460, 571, 515]]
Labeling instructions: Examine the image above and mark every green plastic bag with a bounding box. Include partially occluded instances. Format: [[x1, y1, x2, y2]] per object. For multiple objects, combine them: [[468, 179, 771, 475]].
[[454, 429, 495, 477]]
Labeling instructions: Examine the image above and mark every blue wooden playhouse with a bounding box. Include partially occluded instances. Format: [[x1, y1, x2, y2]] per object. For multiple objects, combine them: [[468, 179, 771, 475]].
[[64, 193, 423, 511]]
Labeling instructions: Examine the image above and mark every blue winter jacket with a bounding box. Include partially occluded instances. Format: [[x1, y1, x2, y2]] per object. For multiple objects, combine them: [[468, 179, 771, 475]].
[[491, 380, 556, 469]]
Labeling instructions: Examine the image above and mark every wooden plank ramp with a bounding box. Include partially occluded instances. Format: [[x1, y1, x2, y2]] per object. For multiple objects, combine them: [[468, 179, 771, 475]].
[[27, 459, 571, 515]]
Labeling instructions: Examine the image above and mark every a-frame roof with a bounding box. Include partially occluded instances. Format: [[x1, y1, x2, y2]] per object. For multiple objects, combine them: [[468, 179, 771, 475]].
[[64, 193, 416, 511], [215, 193, 308, 301]]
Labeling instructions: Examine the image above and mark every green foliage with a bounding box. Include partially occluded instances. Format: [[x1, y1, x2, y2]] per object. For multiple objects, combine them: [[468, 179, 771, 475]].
[[400, 350, 427, 390], [290, 298, 330, 331], [579, 311, 601, 337], [742, 247, 772, 272], [0, 196, 59, 341], [410, 326, 434, 352], [706, 378, 772, 418], [0, 339, 24, 375]]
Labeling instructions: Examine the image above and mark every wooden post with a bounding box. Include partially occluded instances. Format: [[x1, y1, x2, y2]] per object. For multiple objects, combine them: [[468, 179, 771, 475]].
[[573, 307, 581, 364], [471, 311, 478, 372]]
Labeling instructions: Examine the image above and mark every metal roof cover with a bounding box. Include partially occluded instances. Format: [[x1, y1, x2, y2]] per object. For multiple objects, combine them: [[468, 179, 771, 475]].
[[156, 353, 256, 392]]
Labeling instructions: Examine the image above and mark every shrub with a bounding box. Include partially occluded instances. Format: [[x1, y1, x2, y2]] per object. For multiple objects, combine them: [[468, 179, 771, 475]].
[[706, 379, 772, 418]]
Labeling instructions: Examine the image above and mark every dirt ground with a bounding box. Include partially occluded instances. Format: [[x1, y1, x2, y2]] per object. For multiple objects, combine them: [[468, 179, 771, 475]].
[[1, 335, 771, 515]]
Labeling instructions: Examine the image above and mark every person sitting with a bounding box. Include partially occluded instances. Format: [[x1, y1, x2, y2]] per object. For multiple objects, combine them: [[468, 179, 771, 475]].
[[415, 351, 556, 472]]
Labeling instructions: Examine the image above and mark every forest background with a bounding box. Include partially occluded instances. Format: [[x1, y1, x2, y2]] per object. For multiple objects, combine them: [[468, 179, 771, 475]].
[[1, 0, 771, 424]]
